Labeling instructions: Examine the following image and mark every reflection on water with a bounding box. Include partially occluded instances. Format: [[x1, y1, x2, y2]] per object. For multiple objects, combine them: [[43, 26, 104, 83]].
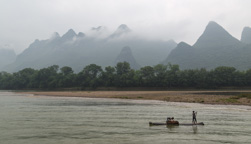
[[192, 125, 198, 134], [0, 92, 251, 144], [166, 125, 178, 131]]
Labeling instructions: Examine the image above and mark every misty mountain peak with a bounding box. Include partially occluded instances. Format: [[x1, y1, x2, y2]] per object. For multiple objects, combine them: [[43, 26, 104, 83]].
[[118, 24, 130, 31], [202, 21, 229, 37], [116, 24, 131, 34], [91, 26, 103, 31], [31, 39, 41, 47], [193, 21, 240, 48], [208, 21, 221, 27], [110, 24, 131, 38], [61, 29, 77, 41], [241, 27, 251, 44], [177, 42, 192, 48], [162, 41, 194, 68], [53, 32, 60, 37], [171, 41, 193, 53], [121, 46, 131, 52], [50, 32, 60, 40], [34, 39, 40, 43], [77, 32, 85, 37], [115, 46, 140, 69]]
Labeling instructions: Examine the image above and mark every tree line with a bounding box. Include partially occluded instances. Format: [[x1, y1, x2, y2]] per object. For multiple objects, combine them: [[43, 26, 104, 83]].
[[0, 62, 251, 90]]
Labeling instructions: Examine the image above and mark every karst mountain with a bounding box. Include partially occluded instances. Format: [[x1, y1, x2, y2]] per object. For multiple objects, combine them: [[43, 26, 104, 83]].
[[2, 24, 176, 72], [163, 21, 251, 70]]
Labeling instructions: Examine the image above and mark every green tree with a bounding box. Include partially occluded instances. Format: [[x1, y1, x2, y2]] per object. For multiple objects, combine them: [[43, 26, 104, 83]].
[[153, 64, 168, 87], [139, 66, 155, 87], [233, 71, 246, 86], [0, 72, 14, 89], [115, 62, 135, 87], [115, 62, 131, 75], [31, 65, 59, 89], [210, 66, 236, 87], [101, 66, 116, 87], [58, 66, 76, 88], [78, 64, 103, 88], [245, 69, 251, 86], [11, 68, 37, 89], [178, 69, 196, 87], [60, 66, 74, 75], [166, 63, 180, 87]]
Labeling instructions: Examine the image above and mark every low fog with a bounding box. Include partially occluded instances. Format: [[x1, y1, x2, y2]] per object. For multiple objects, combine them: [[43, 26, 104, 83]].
[[1, 0, 251, 54]]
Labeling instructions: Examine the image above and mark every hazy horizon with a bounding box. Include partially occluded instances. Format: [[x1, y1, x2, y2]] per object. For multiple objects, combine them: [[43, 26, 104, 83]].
[[1, 0, 251, 54]]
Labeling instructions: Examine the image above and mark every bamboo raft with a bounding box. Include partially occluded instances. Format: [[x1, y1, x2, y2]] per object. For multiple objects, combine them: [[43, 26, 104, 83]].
[[149, 121, 204, 126]]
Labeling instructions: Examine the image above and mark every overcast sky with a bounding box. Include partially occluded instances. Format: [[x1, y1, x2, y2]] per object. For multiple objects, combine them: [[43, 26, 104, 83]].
[[1, 0, 251, 54]]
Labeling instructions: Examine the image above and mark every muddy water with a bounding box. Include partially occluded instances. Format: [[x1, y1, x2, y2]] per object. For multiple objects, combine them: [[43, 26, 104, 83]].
[[0, 92, 250, 144]]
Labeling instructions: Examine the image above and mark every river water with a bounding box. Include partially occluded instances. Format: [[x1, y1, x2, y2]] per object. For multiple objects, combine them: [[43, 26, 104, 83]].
[[0, 92, 250, 144]]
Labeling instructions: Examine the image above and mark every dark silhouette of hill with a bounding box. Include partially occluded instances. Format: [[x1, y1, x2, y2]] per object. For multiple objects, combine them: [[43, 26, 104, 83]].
[[241, 27, 251, 44], [114, 46, 140, 69], [164, 21, 251, 70]]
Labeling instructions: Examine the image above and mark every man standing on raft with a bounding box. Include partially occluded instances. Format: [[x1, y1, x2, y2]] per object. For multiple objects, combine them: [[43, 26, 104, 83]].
[[192, 111, 197, 124]]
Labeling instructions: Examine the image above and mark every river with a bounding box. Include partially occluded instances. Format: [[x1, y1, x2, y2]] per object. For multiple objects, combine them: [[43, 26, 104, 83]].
[[0, 92, 250, 144]]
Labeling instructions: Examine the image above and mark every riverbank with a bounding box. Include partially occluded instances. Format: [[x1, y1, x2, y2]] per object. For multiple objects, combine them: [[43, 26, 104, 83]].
[[18, 90, 251, 106]]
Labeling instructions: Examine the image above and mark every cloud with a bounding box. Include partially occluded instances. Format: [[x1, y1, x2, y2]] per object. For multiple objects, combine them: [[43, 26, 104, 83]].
[[1, 0, 251, 53], [86, 26, 110, 39]]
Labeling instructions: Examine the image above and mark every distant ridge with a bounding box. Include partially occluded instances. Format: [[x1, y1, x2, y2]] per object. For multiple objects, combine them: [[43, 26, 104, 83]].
[[2, 25, 176, 72], [164, 21, 251, 70]]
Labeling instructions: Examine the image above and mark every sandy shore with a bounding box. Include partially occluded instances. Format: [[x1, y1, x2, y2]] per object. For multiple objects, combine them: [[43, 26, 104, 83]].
[[18, 90, 251, 106]]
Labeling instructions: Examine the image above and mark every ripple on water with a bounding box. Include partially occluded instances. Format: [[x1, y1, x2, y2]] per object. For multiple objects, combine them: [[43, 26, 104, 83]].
[[0, 92, 251, 144]]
